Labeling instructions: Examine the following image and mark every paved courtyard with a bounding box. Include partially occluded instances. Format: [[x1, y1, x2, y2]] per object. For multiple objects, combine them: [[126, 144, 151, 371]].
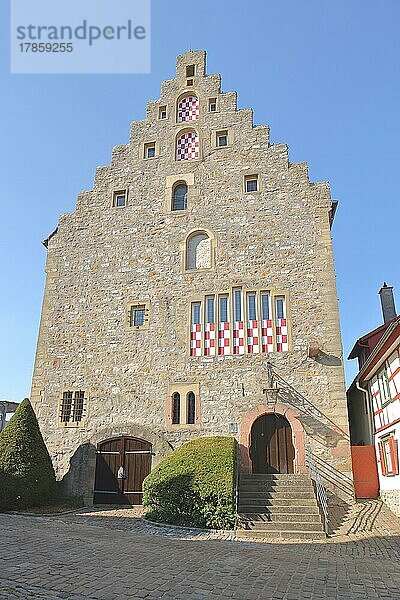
[[1, 501, 399, 599]]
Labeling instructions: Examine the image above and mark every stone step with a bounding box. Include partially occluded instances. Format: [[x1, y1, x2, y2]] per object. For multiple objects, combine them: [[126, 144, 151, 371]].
[[240, 474, 312, 481], [239, 520, 323, 532], [239, 512, 322, 524], [237, 504, 320, 516], [239, 490, 315, 500], [238, 498, 317, 510], [236, 529, 327, 541], [239, 484, 313, 493]]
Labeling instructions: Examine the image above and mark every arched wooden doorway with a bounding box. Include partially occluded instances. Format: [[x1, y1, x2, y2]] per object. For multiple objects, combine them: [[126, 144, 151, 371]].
[[94, 436, 152, 505], [250, 413, 295, 474]]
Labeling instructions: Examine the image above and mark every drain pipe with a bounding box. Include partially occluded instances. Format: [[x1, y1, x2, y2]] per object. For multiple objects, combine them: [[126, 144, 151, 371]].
[[355, 379, 374, 445]]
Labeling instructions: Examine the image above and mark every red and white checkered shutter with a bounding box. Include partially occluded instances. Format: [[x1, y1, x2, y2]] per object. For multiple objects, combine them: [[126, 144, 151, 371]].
[[176, 131, 200, 161], [190, 323, 202, 357], [177, 96, 200, 122], [233, 321, 245, 355], [261, 319, 273, 353], [247, 320, 260, 354], [204, 322, 216, 357], [275, 296, 288, 352], [218, 322, 230, 355], [276, 318, 288, 352]]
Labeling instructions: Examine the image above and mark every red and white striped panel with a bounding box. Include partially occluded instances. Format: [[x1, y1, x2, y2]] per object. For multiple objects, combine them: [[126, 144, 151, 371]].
[[190, 324, 202, 357], [176, 131, 200, 161], [233, 321, 245, 355], [218, 322, 230, 356], [261, 319, 273, 353], [177, 96, 200, 122], [247, 320, 260, 354], [205, 322, 216, 357], [276, 318, 288, 352]]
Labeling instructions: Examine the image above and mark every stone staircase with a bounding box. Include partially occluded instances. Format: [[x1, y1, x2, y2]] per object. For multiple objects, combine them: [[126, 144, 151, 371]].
[[236, 473, 327, 540]]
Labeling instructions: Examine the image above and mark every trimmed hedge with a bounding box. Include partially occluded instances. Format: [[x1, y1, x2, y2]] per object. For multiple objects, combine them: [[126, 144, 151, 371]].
[[0, 399, 57, 511], [143, 436, 237, 529]]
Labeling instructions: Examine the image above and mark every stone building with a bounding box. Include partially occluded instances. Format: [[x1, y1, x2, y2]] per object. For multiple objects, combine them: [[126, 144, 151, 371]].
[[31, 50, 353, 508]]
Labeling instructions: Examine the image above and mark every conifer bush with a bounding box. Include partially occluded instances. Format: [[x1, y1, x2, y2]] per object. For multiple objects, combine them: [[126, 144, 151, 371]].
[[143, 436, 237, 529], [0, 398, 57, 510]]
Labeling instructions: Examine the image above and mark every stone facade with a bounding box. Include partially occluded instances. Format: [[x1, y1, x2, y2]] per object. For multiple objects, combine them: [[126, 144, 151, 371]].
[[380, 489, 400, 517], [31, 50, 354, 504]]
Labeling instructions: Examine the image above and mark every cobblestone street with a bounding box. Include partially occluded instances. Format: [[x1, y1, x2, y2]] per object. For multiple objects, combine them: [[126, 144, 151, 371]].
[[1, 501, 399, 599]]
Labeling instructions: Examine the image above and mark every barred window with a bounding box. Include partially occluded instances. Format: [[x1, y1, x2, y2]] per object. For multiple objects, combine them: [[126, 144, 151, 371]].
[[60, 391, 86, 426], [60, 391, 73, 423], [72, 391, 85, 422]]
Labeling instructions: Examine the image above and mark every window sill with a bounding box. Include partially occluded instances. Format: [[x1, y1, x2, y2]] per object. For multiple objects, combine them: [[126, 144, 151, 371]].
[[169, 209, 187, 215], [167, 423, 201, 430]]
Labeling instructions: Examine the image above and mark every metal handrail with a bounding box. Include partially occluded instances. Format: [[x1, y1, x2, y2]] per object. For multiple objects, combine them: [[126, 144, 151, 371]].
[[267, 363, 349, 439], [305, 445, 329, 535]]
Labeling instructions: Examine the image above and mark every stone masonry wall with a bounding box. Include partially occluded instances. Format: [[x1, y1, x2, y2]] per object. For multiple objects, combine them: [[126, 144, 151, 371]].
[[31, 50, 354, 503]]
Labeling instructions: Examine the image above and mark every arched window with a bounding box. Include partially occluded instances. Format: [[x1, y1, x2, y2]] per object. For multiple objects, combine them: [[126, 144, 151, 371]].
[[177, 95, 199, 123], [172, 392, 180, 424], [187, 392, 196, 424], [172, 182, 188, 211], [186, 231, 211, 270], [176, 130, 199, 161]]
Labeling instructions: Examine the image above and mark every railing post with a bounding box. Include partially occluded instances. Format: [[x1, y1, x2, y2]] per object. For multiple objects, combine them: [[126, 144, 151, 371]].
[[234, 441, 241, 532], [305, 445, 329, 535]]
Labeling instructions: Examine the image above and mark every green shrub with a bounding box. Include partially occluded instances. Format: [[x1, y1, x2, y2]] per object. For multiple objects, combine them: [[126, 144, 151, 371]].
[[0, 398, 57, 511], [143, 436, 237, 529]]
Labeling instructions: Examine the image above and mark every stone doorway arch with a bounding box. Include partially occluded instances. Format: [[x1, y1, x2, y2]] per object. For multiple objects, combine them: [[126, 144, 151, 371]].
[[240, 403, 306, 474], [250, 413, 295, 474]]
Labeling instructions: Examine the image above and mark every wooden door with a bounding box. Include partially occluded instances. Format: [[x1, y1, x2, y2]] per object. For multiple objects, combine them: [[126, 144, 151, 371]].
[[94, 436, 152, 505], [123, 437, 152, 505], [351, 445, 379, 499], [250, 413, 295, 474]]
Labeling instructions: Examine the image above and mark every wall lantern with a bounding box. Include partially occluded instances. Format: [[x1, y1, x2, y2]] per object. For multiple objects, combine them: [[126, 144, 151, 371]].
[[263, 362, 280, 410]]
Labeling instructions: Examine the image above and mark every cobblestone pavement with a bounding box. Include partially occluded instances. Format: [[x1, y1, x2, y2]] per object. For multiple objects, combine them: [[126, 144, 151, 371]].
[[1, 500, 399, 599]]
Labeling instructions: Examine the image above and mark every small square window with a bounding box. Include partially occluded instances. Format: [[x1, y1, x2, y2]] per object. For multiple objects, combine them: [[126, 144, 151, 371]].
[[217, 131, 228, 147], [144, 143, 156, 159], [209, 98, 217, 112], [127, 301, 150, 330], [186, 65, 195, 78], [186, 78, 194, 87], [244, 175, 259, 193], [131, 307, 145, 327], [113, 190, 127, 208], [159, 106, 167, 120]]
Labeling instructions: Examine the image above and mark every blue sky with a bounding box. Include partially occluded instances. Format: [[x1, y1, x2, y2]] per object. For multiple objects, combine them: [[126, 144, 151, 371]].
[[1, 0, 399, 401]]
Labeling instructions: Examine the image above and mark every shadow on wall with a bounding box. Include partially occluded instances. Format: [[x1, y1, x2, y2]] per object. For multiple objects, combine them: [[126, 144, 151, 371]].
[[326, 493, 351, 535], [313, 351, 342, 367], [60, 442, 97, 504], [310, 452, 354, 501]]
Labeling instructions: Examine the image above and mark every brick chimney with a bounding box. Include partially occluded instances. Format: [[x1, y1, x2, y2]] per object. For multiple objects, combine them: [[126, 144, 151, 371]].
[[378, 282, 397, 324]]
